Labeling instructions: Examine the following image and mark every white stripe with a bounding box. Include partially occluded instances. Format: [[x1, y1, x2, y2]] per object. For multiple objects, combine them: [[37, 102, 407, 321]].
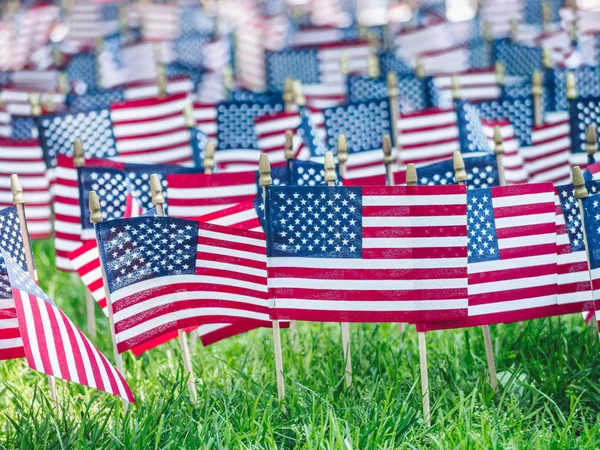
[[273, 298, 467, 311], [495, 212, 556, 229], [363, 216, 467, 227], [469, 273, 556, 295], [363, 193, 466, 206], [269, 277, 467, 290], [469, 294, 556, 316], [198, 228, 265, 248], [268, 256, 466, 269], [168, 183, 256, 199], [363, 236, 466, 248]]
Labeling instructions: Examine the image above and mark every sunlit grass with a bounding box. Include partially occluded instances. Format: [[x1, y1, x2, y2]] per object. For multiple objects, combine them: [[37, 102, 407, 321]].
[[1, 239, 600, 448]]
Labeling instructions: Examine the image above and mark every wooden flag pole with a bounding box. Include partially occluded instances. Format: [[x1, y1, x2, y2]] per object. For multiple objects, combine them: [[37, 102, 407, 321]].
[[223, 65, 234, 100], [95, 38, 104, 88], [532, 70, 544, 127], [367, 54, 380, 79], [566, 71, 577, 101], [73, 139, 97, 339], [150, 174, 198, 403], [337, 134, 348, 178], [387, 73, 400, 159], [509, 18, 518, 42], [382, 135, 394, 187], [453, 150, 499, 391], [543, 47, 553, 71], [573, 166, 599, 342], [293, 80, 306, 108], [542, 1, 552, 34], [259, 154, 286, 402], [11, 175, 58, 403], [89, 192, 128, 392], [324, 151, 352, 389], [495, 62, 505, 91], [283, 130, 299, 348], [417, 329, 430, 427], [283, 77, 294, 113], [586, 125, 598, 164], [483, 21, 493, 56], [203, 140, 216, 175]]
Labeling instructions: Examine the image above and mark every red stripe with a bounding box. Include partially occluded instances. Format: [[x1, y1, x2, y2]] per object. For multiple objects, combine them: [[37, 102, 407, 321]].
[[363, 225, 467, 238], [198, 221, 265, 240], [363, 185, 466, 196], [196, 252, 265, 271], [169, 195, 256, 207], [269, 286, 466, 301], [269, 266, 466, 280], [498, 244, 557, 259], [363, 204, 467, 217], [271, 308, 465, 323], [468, 263, 556, 284], [27, 293, 53, 374], [167, 171, 256, 188], [363, 247, 468, 259], [495, 222, 556, 239], [76, 323, 107, 393], [493, 202, 555, 218], [61, 309, 89, 387], [45, 302, 71, 380], [469, 284, 557, 306]]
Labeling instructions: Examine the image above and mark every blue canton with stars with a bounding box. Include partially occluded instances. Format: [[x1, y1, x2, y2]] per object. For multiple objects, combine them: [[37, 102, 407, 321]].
[[378, 52, 414, 77], [3, 252, 52, 304], [254, 160, 339, 189], [569, 97, 600, 154], [582, 192, 600, 270], [11, 117, 36, 140], [346, 75, 432, 111], [466, 188, 500, 264], [298, 106, 328, 157], [265, 49, 321, 90], [418, 154, 499, 189], [67, 88, 125, 112], [96, 216, 199, 293], [66, 52, 97, 91], [494, 39, 543, 76], [37, 109, 118, 169], [474, 96, 534, 146], [173, 32, 211, 67], [556, 181, 600, 252], [166, 63, 204, 90], [322, 100, 392, 155], [0, 207, 28, 301], [544, 68, 600, 113], [266, 186, 362, 258], [78, 164, 197, 230], [456, 100, 495, 153], [216, 100, 283, 150]]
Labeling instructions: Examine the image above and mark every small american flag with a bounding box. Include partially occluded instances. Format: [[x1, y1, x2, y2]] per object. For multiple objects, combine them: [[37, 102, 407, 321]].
[[0, 206, 27, 361], [137, 3, 180, 42], [193, 102, 218, 140], [432, 70, 502, 109], [63, 2, 120, 46], [4, 251, 134, 402], [254, 111, 305, 166], [524, 116, 571, 185], [38, 92, 198, 170], [95, 217, 271, 353], [194, 199, 265, 232], [568, 95, 600, 168], [416, 154, 499, 189], [0, 138, 51, 239], [555, 182, 597, 314], [581, 191, 600, 330], [266, 185, 469, 323], [420, 183, 559, 331]]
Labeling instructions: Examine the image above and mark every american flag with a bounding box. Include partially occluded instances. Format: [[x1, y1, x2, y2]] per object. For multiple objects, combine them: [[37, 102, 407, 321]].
[[235, 0, 267, 92], [432, 70, 502, 109], [266, 185, 469, 323], [581, 191, 600, 330], [555, 182, 597, 314], [215, 100, 284, 171], [346, 74, 432, 112], [545, 67, 600, 113], [321, 99, 393, 179], [136, 3, 180, 42], [416, 46, 472, 77], [77, 163, 197, 241], [0, 206, 27, 360], [524, 117, 572, 185], [193, 102, 218, 140], [95, 216, 271, 353], [194, 199, 265, 232], [4, 251, 134, 402], [38, 92, 198, 171], [63, 2, 120, 46], [0, 138, 51, 239], [419, 183, 559, 331], [416, 154, 499, 189], [0, 87, 66, 117], [494, 40, 544, 76], [394, 21, 457, 62], [167, 171, 259, 218], [480, 119, 528, 185], [568, 95, 600, 167], [479, 0, 523, 38], [254, 111, 305, 166]]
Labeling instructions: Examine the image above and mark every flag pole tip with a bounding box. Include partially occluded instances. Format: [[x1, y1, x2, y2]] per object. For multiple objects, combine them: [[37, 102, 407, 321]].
[[10, 174, 24, 205], [89, 191, 103, 224], [259, 154, 273, 187], [406, 164, 418, 186], [324, 151, 337, 183], [337, 134, 348, 164], [150, 174, 164, 206]]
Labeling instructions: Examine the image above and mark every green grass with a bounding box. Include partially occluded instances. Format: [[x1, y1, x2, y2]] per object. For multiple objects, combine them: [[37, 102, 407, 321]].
[[2, 239, 600, 448]]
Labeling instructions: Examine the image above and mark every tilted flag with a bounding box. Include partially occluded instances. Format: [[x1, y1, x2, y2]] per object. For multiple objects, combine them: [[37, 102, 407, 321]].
[[4, 251, 134, 402], [554, 181, 599, 314], [38, 92, 199, 170], [568, 95, 600, 167], [266, 185, 469, 323], [432, 69, 502, 109], [581, 191, 600, 330], [544, 67, 600, 113], [415, 154, 499, 189], [523, 116, 571, 184], [63, 2, 120, 46], [95, 216, 271, 353], [0, 138, 51, 239], [419, 183, 558, 331], [0, 206, 27, 360]]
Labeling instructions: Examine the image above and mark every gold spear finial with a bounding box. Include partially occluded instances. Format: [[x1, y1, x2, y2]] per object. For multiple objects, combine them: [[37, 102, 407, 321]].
[[258, 154, 272, 187], [339, 54, 350, 76], [415, 58, 426, 79], [543, 47, 553, 69], [483, 21, 493, 42], [573, 166, 588, 200], [367, 54, 380, 78], [453, 151, 467, 183], [89, 191, 103, 224], [73, 139, 85, 168], [324, 151, 337, 183], [586, 125, 598, 160], [28, 93, 41, 117], [10, 174, 24, 205], [382, 135, 393, 166], [184, 103, 196, 128], [531, 70, 543, 96], [406, 163, 417, 186], [202, 140, 215, 175], [566, 71, 577, 99], [493, 126, 504, 156], [386, 72, 398, 96], [292, 80, 306, 107], [495, 61, 505, 86], [284, 130, 294, 160], [337, 134, 348, 166], [150, 174, 164, 206]]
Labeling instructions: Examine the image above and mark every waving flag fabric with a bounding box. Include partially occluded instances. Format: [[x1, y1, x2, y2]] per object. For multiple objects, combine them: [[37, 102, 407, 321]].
[[4, 252, 134, 402], [0, 139, 51, 239], [568, 96, 600, 167], [432, 70, 501, 108], [346, 74, 432, 112], [266, 185, 469, 323], [0, 207, 27, 361], [419, 183, 558, 331], [524, 117, 571, 184], [555, 182, 598, 314], [38, 92, 198, 170], [415, 154, 499, 189], [96, 217, 271, 353], [581, 192, 600, 330]]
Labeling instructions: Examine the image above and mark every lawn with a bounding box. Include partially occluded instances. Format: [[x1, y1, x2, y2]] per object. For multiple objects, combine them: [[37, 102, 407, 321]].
[[1, 239, 600, 449]]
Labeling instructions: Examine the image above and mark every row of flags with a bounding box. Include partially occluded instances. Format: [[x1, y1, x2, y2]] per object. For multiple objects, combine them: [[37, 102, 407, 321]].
[[2, 0, 600, 418]]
